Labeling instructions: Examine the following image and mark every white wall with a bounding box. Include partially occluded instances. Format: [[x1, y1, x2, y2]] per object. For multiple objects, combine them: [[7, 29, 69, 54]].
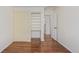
[[56, 6, 79, 52], [0, 7, 13, 52]]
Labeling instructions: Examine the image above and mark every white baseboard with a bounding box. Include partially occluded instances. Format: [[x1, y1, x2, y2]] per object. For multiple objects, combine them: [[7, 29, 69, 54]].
[[0, 40, 13, 53], [41, 39, 45, 41], [14, 40, 31, 42], [57, 40, 72, 53]]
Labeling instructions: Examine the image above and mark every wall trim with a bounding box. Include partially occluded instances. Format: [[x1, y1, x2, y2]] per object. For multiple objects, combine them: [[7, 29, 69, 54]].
[[52, 38, 71, 52], [56, 39, 72, 53], [0, 40, 13, 53]]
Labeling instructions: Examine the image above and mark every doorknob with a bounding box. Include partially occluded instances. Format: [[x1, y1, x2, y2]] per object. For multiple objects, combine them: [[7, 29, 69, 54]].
[[54, 27, 57, 29]]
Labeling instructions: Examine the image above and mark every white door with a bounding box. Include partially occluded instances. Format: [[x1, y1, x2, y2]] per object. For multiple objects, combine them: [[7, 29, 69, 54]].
[[45, 15, 51, 35], [51, 13, 57, 40], [14, 11, 31, 42]]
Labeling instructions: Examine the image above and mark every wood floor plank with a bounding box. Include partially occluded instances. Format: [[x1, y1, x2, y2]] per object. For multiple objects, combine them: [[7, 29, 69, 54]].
[[2, 38, 70, 53]]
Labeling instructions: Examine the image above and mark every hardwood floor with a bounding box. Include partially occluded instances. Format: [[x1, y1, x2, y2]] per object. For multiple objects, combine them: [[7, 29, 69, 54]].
[[31, 38, 41, 52], [2, 42, 31, 53], [2, 37, 70, 53], [41, 38, 70, 53]]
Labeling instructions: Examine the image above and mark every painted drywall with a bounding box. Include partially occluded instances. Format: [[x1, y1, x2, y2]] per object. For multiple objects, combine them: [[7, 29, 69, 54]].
[[0, 7, 13, 52], [56, 6, 79, 52]]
